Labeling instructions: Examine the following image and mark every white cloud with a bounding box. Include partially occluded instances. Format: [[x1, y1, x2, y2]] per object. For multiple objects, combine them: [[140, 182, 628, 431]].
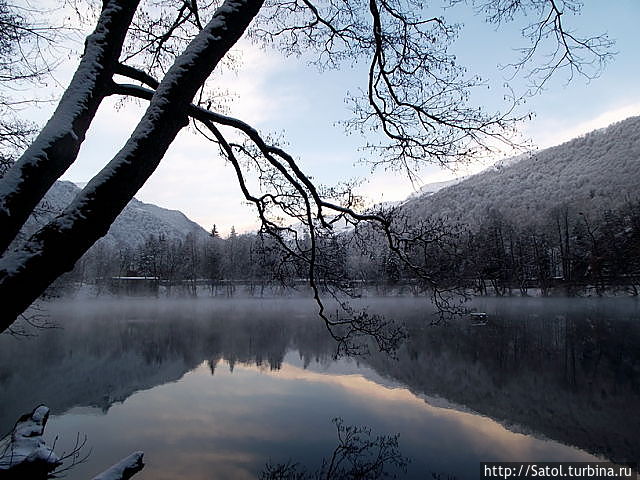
[[355, 165, 453, 207], [355, 172, 415, 206], [58, 40, 301, 236], [213, 41, 306, 127], [137, 128, 260, 236], [526, 103, 640, 149]]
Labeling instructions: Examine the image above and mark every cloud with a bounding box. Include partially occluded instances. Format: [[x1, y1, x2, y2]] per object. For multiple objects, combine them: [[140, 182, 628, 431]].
[[60, 42, 301, 236], [213, 41, 307, 127], [527, 102, 640, 149], [137, 128, 260, 235], [355, 171, 424, 206]]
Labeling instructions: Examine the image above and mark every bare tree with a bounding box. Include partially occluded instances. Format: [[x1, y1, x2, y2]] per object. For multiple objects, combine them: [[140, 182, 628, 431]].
[[453, 0, 615, 93], [0, 0, 63, 175], [0, 0, 613, 345]]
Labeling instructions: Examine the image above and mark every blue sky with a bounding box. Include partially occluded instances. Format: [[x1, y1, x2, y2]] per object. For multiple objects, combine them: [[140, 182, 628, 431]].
[[27, 1, 640, 235]]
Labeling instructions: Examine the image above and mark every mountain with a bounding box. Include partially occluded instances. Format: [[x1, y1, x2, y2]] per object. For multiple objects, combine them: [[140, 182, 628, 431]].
[[27, 181, 209, 249], [401, 115, 640, 228], [405, 177, 466, 200]]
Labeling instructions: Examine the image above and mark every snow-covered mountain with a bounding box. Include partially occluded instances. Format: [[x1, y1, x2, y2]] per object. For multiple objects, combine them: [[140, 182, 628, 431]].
[[401, 115, 640, 227], [405, 177, 466, 200], [28, 181, 209, 248]]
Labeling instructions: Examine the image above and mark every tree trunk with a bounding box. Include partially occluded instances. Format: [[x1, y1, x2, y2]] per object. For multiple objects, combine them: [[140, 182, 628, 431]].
[[0, 0, 265, 332], [0, 0, 140, 254]]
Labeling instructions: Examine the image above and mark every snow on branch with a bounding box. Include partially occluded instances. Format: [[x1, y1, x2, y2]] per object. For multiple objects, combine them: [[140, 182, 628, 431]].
[[0, 0, 265, 332], [0, 0, 141, 255], [91, 451, 145, 480], [0, 405, 144, 480], [0, 405, 61, 476]]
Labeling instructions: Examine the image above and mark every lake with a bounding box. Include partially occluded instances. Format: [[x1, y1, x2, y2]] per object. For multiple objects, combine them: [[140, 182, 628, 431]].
[[0, 297, 638, 479]]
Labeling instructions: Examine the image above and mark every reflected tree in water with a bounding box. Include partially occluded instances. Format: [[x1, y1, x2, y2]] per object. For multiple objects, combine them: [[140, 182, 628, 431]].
[[260, 418, 408, 480]]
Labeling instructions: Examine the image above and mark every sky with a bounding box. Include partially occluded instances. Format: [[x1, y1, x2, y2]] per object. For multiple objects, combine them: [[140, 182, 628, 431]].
[[16, 0, 640, 236]]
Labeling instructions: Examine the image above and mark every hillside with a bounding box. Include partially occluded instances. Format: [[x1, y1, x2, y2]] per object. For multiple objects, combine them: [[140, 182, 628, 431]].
[[402, 115, 640, 228], [26, 181, 209, 249]]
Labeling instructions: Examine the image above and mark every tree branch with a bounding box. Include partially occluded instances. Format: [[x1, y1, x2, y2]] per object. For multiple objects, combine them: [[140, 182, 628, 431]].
[[0, 0, 140, 255], [0, 0, 265, 332]]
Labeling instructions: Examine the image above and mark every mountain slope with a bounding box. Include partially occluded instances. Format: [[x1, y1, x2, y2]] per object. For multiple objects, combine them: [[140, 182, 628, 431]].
[[29, 181, 209, 248], [402, 116, 640, 227]]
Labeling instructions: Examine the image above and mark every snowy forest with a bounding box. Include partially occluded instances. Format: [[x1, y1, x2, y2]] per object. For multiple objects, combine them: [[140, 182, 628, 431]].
[[49, 115, 640, 299], [51, 195, 640, 298]]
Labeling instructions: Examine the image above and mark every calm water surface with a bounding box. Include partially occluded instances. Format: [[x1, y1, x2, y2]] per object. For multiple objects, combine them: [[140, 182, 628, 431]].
[[0, 297, 638, 479]]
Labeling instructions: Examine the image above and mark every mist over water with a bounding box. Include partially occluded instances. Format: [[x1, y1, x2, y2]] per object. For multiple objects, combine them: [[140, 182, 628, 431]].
[[1, 297, 638, 479]]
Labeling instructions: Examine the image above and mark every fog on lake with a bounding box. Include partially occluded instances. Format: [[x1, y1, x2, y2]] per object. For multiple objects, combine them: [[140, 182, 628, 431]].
[[0, 297, 638, 479]]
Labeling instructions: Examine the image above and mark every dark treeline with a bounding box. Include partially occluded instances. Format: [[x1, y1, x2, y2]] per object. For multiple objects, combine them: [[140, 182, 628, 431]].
[[449, 198, 640, 296], [55, 198, 640, 297], [364, 198, 640, 297], [57, 226, 295, 297]]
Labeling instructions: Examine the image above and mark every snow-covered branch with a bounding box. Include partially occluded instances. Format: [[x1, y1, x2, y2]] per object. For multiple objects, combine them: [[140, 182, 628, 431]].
[[92, 451, 144, 480], [0, 0, 141, 255], [0, 0, 264, 331]]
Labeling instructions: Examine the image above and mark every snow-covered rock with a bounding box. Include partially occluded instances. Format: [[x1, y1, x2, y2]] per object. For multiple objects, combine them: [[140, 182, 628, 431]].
[[92, 451, 144, 480]]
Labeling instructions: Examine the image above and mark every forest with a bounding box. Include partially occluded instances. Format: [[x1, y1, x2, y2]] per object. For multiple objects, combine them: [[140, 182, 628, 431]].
[[53, 197, 640, 298]]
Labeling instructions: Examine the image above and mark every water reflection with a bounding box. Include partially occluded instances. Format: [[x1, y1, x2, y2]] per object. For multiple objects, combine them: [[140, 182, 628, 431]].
[[258, 417, 409, 479], [0, 297, 638, 479], [369, 297, 640, 464]]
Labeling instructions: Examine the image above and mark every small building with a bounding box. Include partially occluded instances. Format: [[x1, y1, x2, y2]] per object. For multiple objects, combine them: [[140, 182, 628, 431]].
[[109, 276, 159, 296]]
